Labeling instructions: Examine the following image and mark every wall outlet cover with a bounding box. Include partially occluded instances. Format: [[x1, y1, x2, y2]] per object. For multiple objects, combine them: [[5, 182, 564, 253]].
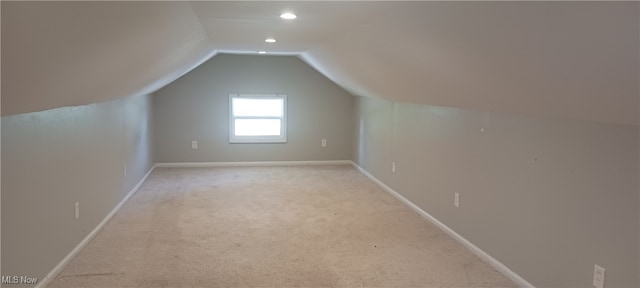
[[74, 202, 80, 219], [593, 264, 605, 288]]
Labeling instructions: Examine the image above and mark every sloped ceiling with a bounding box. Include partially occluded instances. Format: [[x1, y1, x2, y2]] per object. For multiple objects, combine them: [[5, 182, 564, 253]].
[[2, 1, 638, 126], [1, 1, 214, 116]]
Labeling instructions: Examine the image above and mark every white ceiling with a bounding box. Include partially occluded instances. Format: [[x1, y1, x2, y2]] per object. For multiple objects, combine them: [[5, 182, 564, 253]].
[[2, 1, 638, 126], [190, 1, 390, 54]]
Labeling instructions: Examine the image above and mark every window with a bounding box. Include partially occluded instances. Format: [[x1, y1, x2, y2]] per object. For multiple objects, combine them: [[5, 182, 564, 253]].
[[229, 94, 287, 143]]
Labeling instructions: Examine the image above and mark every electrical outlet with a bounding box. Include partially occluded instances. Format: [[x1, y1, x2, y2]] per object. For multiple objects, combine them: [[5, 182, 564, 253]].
[[192, 140, 198, 149], [321, 139, 327, 147], [392, 162, 396, 173], [74, 202, 80, 219], [454, 193, 460, 208], [593, 265, 605, 288]]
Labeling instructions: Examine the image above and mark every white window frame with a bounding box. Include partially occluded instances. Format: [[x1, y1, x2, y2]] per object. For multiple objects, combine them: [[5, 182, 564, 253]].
[[229, 93, 287, 143]]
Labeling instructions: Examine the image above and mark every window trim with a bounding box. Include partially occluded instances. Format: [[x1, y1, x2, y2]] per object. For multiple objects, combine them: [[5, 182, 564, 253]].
[[229, 93, 287, 143]]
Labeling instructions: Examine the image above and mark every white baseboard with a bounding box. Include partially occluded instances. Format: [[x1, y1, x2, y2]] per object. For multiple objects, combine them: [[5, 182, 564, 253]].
[[350, 161, 535, 288], [155, 160, 352, 168], [35, 165, 156, 288]]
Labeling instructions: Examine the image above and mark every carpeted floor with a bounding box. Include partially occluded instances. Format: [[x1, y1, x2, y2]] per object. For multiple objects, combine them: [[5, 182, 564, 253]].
[[47, 165, 516, 288]]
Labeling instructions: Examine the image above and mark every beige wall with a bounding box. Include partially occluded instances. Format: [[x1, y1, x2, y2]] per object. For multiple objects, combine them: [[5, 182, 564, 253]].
[[1, 93, 154, 287], [354, 96, 639, 287], [153, 54, 354, 163]]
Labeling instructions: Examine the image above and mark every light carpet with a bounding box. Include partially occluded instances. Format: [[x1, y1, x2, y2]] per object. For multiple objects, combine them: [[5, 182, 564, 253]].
[[47, 165, 516, 287]]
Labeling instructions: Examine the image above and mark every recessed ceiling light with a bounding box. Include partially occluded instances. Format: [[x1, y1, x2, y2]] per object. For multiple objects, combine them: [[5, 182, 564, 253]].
[[258, 51, 267, 54], [280, 12, 297, 20], [265, 38, 276, 43]]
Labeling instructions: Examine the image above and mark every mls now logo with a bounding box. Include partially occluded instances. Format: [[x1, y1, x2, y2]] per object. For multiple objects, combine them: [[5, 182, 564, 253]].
[[1, 275, 38, 284]]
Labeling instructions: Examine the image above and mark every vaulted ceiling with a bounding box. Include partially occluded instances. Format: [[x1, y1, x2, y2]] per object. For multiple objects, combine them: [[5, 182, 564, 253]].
[[2, 1, 638, 125]]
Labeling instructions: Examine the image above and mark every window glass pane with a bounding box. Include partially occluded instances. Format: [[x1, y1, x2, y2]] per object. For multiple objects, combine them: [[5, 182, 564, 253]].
[[235, 119, 281, 136], [233, 98, 283, 117]]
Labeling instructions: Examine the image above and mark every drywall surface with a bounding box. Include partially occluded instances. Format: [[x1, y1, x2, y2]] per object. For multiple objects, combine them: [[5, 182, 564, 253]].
[[1, 93, 154, 287], [304, 2, 640, 126], [354, 96, 639, 287], [1, 1, 213, 116], [153, 54, 354, 163]]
